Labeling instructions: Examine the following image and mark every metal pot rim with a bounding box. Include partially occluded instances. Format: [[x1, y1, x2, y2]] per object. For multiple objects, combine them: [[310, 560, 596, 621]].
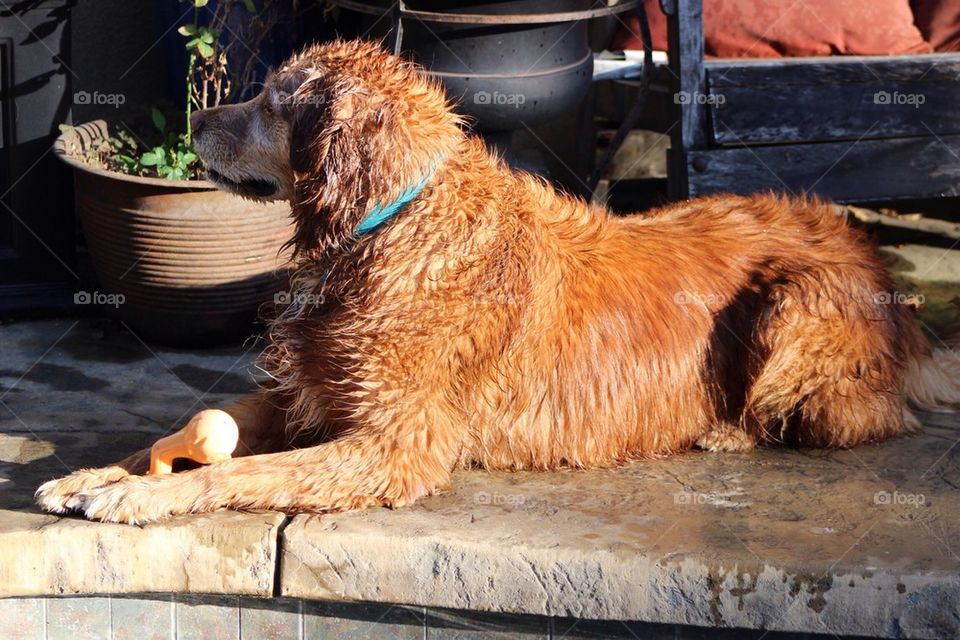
[[330, 0, 641, 24]]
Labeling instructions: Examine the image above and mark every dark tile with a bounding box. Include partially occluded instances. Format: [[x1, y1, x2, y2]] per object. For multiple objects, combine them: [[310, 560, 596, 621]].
[[553, 618, 879, 640], [0, 598, 43, 640], [46, 596, 111, 640], [427, 608, 548, 639], [552, 618, 677, 639], [303, 600, 423, 640], [240, 597, 301, 640], [112, 595, 173, 640], [177, 594, 239, 640]]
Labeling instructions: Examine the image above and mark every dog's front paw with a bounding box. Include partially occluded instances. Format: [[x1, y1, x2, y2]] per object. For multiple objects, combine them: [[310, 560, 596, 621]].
[[35, 467, 130, 514], [70, 474, 196, 525]]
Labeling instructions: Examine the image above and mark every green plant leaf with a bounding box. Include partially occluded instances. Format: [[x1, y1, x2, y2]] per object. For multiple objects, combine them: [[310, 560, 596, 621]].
[[139, 152, 161, 167], [242, 0, 257, 11], [193, 0, 208, 7], [181, 152, 198, 164], [114, 154, 138, 172], [177, 24, 197, 36], [197, 41, 215, 58], [151, 107, 167, 133]]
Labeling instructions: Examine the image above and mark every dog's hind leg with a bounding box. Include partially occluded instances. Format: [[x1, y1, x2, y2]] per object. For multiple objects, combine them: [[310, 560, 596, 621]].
[[695, 422, 756, 452], [67, 425, 461, 524], [36, 390, 286, 514]]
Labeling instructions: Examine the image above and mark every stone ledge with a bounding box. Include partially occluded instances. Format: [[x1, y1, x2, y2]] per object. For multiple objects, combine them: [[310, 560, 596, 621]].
[[280, 414, 960, 639], [0, 510, 283, 597]]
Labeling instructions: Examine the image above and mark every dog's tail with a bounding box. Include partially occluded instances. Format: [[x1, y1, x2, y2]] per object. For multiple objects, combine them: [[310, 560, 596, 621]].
[[903, 331, 960, 412], [905, 348, 960, 410]]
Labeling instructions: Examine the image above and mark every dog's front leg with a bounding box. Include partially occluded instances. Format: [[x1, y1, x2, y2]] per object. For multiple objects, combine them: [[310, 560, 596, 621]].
[[71, 428, 459, 524], [36, 390, 286, 515]]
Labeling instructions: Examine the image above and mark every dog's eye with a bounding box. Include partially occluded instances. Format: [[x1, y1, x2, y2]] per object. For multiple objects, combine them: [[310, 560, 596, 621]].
[[264, 103, 275, 116]]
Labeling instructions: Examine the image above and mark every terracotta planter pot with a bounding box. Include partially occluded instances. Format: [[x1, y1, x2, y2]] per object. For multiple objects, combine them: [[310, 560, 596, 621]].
[[55, 120, 293, 346]]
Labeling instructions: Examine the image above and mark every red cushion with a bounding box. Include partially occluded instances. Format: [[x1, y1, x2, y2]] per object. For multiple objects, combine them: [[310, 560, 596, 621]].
[[912, 0, 960, 51], [612, 0, 932, 57]]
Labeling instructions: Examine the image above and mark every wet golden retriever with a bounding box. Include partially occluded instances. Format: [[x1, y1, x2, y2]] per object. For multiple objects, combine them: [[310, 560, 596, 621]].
[[37, 40, 960, 524]]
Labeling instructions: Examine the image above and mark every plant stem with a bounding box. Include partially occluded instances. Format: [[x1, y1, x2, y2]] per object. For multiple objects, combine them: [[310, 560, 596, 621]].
[[185, 52, 196, 145], [185, 4, 199, 145]]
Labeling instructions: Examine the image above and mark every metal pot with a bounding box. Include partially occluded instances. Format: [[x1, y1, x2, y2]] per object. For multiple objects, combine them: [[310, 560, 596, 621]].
[[55, 121, 293, 346], [340, 0, 594, 132]]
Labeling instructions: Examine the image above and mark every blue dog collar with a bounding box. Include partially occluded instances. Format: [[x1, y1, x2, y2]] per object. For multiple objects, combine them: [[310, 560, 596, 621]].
[[356, 158, 443, 236]]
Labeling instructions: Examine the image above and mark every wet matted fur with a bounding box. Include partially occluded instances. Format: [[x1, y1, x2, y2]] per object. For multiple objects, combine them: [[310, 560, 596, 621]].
[[37, 40, 960, 524]]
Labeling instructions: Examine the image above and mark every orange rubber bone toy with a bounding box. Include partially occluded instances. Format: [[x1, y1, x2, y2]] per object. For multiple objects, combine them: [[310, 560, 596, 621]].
[[149, 409, 239, 475]]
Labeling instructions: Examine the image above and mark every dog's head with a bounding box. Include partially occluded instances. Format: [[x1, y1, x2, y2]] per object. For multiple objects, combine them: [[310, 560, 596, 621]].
[[192, 40, 464, 253], [190, 81, 296, 202]]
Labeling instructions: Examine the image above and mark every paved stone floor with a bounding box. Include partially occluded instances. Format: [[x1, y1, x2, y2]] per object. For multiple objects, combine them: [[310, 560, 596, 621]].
[[0, 316, 958, 639]]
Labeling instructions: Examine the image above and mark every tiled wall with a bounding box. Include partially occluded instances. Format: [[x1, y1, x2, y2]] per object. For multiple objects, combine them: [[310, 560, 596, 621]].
[[0, 595, 868, 639]]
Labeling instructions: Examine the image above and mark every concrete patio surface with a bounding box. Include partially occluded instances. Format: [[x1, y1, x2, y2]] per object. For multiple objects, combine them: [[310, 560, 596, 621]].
[[1, 317, 959, 639]]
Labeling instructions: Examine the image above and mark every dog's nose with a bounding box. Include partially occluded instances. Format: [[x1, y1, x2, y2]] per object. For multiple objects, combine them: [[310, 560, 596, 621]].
[[190, 110, 206, 138]]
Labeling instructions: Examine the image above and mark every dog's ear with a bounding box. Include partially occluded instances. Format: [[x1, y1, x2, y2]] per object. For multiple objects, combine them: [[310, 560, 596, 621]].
[[279, 70, 331, 175], [290, 89, 367, 178], [287, 80, 397, 254], [280, 56, 462, 257]]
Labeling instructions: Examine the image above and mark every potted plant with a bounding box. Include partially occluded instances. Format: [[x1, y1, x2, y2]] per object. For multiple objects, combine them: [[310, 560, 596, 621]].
[[55, 0, 293, 346]]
